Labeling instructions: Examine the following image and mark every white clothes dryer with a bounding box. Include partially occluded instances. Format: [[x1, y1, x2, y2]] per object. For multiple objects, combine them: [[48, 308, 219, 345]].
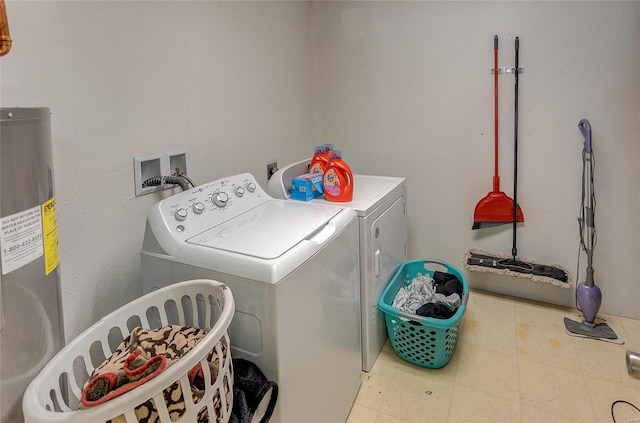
[[269, 159, 407, 372], [141, 173, 361, 423]]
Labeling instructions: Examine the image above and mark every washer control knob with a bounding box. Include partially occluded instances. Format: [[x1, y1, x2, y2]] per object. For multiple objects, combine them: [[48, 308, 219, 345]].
[[175, 208, 188, 221], [213, 192, 229, 208], [192, 202, 205, 214], [235, 186, 245, 197], [246, 183, 256, 193]]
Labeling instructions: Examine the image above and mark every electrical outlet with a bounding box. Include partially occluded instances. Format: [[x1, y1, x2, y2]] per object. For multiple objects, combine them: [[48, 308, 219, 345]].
[[267, 161, 278, 180]]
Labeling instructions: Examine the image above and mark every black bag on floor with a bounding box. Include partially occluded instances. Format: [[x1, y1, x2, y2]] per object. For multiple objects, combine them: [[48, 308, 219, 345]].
[[230, 358, 278, 423]]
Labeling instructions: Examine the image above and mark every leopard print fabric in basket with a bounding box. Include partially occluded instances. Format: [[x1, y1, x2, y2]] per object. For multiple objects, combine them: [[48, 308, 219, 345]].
[[80, 325, 232, 423]]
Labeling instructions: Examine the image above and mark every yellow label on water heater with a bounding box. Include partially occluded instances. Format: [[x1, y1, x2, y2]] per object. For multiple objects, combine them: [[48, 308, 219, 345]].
[[42, 197, 59, 275]]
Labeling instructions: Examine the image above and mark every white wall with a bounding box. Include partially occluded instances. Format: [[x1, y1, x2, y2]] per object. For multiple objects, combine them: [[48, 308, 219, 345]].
[[1, 0, 638, 346], [1, 0, 315, 342], [312, 1, 640, 318]]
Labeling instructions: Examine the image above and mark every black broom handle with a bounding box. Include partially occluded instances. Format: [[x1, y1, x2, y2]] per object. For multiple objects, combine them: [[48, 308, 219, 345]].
[[512, 37, 519, 260]]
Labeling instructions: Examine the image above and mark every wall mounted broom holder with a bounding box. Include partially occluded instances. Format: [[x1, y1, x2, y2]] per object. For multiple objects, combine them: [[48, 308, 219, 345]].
[[489, 67, 525, 74]]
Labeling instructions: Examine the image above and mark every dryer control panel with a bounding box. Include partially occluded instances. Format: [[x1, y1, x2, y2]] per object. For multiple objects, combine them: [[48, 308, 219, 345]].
[[151, 173, 271, 241]]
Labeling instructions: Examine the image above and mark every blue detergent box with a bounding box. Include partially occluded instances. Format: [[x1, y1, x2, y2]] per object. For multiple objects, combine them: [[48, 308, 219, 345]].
[[291, 173, 324, 201]]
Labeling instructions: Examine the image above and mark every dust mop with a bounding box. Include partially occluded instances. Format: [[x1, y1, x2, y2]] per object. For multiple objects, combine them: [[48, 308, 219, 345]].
[[563, 119, 622, 343], [466, 37, 570, 287]]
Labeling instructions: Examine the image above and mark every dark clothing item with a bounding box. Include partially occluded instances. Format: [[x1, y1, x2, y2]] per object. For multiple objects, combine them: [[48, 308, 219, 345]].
[[231, 386, 250, 423], [433, 271, 463, 297], [412, 272, 463, 319], [415, 302, 456, 319], [230, 358, 278, 423]]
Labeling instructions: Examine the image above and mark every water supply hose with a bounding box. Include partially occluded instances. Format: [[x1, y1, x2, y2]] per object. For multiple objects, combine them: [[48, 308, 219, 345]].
[[142, 176, 189, 191]]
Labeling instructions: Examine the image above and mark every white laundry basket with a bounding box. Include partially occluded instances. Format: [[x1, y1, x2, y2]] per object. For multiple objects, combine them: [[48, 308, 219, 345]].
[[23, 279, 235, 423]]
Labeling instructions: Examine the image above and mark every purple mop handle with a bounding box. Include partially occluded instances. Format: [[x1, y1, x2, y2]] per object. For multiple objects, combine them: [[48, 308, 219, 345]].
[[578, 119, 592, 153]]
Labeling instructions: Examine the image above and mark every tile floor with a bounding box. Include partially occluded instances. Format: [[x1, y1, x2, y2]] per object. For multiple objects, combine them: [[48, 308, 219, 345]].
[[346, 289, 640, 423]]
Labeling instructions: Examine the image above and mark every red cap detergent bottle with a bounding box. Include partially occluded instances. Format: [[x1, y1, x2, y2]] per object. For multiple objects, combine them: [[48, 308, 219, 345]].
[[309, 143, 333, 175], [322, 150, 353, 202]]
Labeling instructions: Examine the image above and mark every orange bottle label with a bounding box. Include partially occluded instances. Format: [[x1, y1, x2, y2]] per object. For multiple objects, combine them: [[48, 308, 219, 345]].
[[323, 162, 353, 202], [309, 161, 324, 174], [323, 169, 340, 196]]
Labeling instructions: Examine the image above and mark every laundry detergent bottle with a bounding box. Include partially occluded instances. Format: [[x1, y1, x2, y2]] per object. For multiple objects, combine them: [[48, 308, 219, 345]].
[[322, 150, 353, 202], [309, 143, 333, 175]]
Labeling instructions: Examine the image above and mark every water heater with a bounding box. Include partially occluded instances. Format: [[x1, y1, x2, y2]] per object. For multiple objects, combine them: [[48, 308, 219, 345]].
[[0, 107, 64, 422]]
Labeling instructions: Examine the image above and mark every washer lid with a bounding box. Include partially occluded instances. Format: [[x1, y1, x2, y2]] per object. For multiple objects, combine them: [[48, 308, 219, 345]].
[[186, 200, 343, 259]]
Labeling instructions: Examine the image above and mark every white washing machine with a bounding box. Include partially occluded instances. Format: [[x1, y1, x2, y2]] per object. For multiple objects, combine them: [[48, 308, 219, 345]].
[[140, 173, 361, 423], [269, 159, 407, 372]]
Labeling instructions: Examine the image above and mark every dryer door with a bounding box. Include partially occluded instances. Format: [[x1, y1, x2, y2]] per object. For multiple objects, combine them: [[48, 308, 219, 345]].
[[370, 196, 406, 305], [362, 195, 406, 371]]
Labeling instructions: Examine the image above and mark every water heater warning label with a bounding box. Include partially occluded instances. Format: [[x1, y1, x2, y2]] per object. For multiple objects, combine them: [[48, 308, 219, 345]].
[[1, 205, 44, 275], [42, 197, 60, 275]]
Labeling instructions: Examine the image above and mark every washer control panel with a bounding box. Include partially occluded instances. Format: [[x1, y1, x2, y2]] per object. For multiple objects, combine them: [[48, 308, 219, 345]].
[[154, 173, 270, 239]]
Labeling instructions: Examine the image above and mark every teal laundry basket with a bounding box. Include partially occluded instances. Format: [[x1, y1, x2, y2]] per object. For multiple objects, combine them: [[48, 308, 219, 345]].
[[378, 259, 469, 369]]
